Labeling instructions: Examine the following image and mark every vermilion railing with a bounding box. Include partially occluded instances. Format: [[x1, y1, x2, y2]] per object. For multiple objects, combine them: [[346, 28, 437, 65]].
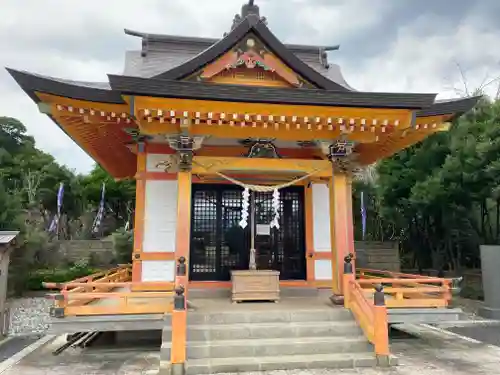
[[343, 259, 389, 364], [44, 265, 174, 317], [357, 268, 452, 308]]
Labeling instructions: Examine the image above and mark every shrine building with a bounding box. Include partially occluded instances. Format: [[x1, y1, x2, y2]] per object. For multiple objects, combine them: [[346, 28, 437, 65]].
[[7, 1, 479, 373]]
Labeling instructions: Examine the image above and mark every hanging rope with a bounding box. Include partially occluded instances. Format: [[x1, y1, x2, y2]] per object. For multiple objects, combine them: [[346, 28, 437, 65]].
[[192, 160, 329, 192]]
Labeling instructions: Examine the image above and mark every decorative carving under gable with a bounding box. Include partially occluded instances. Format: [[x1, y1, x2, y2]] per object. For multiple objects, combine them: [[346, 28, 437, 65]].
[[328, 139, 355, 158], [245, 139, 281, 159], [164, 135, 205, 172], [155, 154, 180, 173], [123, 127, 153, 144], [194, 34, 311, 88], [319, 139, 359, 173]]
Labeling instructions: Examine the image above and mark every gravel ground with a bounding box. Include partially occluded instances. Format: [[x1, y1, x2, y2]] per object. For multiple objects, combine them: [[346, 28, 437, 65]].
[[8, 297, 52, 336]]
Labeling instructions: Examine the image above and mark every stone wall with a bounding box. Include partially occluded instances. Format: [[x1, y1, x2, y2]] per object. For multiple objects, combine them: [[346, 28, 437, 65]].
[[56, 239, 402, 271], [354, 241, 400, 272], [58, 239, 114, 266]]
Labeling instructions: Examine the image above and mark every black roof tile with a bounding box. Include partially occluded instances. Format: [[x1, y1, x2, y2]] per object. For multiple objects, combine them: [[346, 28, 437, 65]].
[[108, 74, 437, 109], [151, 16, 348, 91]]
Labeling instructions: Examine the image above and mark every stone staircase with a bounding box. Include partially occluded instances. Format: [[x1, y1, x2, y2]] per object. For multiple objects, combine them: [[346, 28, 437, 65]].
[[160, 306, 389, 374]]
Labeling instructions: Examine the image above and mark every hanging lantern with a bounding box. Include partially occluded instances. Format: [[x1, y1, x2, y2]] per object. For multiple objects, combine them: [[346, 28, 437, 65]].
[[269, 188, 281, 229], [239, 187, 250, 228]]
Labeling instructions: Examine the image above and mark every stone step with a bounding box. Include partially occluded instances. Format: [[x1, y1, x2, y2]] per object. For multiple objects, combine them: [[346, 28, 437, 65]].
[[189, 287, 324, 299], [163, 320, 362, 341], [184, 308, 353, 325], [183, 352, 378, 374], [161, 335, 371, 359], [388, 308, 463, 324]]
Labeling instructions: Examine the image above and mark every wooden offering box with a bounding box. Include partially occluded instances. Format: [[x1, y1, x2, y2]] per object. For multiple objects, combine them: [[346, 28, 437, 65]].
[[231, 270, 280, 303]]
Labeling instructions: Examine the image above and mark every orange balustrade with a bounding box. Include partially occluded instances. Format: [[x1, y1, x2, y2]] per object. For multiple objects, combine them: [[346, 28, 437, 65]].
[[357, 268, 452, 308], [44, 265, 174, 317], [343, 259, 389, 364]]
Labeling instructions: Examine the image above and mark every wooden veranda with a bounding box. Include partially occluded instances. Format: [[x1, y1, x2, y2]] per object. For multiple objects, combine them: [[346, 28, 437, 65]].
[[44, 261, 459, 362]]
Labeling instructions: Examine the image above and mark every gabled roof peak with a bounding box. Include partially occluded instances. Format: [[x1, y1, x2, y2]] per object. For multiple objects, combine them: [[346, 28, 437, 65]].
[[230, 0, 267, 32]]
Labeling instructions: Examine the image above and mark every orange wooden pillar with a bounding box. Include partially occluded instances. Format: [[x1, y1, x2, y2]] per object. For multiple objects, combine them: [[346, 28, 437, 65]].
[[305, 182, 315, 282], [170, 170, 192, 373], [132, 142, 147, 284], [329, 172, 354, 296], [174, 171, 192, 291], [345, 177, 356, 273]]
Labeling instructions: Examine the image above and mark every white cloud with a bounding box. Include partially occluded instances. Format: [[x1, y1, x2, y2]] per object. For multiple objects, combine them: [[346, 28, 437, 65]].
[[340, 10, 500, 98]]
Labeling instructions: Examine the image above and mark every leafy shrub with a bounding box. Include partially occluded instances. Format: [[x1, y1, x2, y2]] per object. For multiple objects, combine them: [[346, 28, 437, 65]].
[[112, 228, 133, 264], [25, 262, 100, 291], [460, 285, 484, 301]]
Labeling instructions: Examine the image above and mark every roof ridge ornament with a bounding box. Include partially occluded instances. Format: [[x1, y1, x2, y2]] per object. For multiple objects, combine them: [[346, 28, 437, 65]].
[[229, 0, 267, 32]]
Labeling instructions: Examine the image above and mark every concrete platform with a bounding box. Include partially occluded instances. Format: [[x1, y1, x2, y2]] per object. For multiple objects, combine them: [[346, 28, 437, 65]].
[[48, 314, 167, 335], [48, 286, 463, 334], [388, 308, 463, 324]]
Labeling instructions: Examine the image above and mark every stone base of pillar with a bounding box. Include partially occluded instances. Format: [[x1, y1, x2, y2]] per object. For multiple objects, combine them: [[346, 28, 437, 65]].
[[479, 306, 500, 320], [329, 294, 344, 305], [159, 362, 185, 375]]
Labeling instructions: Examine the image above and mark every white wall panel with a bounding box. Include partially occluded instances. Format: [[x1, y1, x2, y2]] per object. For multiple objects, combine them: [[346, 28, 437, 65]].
[[143, 180, 178, 253], [312, 183, 331, 252], [314, 260, 332, 280], [141, 260, 175, 282]]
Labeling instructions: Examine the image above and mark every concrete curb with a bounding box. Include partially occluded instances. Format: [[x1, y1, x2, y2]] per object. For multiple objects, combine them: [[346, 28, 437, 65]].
[[421, 323, 500, 352], [420, 324, 483, 344], [433, 319, 500, 328], [0, 335, 56, 374]]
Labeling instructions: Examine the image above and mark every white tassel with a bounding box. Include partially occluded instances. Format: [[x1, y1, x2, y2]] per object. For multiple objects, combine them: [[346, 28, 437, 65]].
[[270, 188, 281, 229], [239, 188, 250, 228]]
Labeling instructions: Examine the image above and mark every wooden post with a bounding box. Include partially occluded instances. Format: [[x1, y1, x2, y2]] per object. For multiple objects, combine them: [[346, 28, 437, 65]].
[[170, 285, 187, 374], [132, 142, 147, 284], [342, 255, 354, 309], [329, 172, 354, 298], [345, 177, 356, 275], [305, 183, 315, 282], [174, 171, 192, 293], [373, 284, 390, 366], [170, 171, 192, 374]]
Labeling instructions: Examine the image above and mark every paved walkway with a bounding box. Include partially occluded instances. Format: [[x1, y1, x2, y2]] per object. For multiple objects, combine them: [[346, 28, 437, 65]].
[[448, 324, 500, 347], [2, 325, 500, 375]]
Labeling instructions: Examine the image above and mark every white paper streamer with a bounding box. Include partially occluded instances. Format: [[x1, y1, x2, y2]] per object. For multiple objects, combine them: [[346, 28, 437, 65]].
[[269, 188, 281, 229], [239, 187, 250, 228]]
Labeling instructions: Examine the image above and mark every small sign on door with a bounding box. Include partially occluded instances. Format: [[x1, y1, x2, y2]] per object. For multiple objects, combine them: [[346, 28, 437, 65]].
[[256, 224, 271, 236]]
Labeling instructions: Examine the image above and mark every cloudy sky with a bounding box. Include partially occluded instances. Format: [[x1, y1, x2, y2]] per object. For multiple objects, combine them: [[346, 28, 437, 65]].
[[1, 0, 499, 174]]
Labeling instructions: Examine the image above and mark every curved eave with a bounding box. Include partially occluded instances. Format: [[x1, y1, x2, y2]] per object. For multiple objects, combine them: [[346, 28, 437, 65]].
[[108, 74, 437, 109], [6, 68, 125, 104], [124, 28, 340, 54], [6, 68, 136, 179], [416, 96, 481, 118], [150, 16, 347, 91], [358, 97, 481, 165]]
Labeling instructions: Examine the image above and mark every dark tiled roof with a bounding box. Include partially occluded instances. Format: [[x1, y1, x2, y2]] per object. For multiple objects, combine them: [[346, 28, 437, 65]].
[[150, 15, 349, 91], [124, 28, 340, 54], [6, 68, 125, 104], [416, 96, 482, 117], [7, 69, 479, 117], [123, 47, 354, 90], [107, 74, 437, 109]]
